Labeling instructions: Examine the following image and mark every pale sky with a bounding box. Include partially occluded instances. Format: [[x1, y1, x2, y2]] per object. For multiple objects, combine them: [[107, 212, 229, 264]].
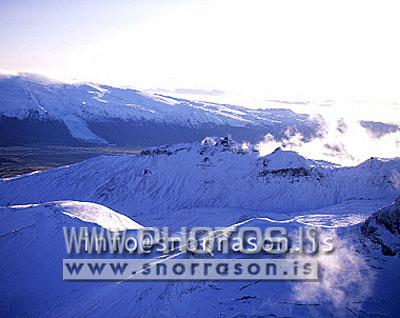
[[1, 0, 400, 101]]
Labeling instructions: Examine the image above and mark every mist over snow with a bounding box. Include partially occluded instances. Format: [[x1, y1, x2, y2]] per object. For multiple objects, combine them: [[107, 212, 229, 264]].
[[256, 100, 400, 166]]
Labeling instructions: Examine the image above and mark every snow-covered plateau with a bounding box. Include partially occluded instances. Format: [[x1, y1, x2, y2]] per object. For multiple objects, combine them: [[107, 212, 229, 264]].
[[0, 136, 400, 317]]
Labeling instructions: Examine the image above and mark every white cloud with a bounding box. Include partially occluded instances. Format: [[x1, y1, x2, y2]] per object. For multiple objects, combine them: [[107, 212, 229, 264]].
[[257, 101, 400, 165]]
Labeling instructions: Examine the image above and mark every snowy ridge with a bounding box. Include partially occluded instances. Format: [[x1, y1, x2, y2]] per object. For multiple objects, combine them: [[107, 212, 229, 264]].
[[0, 73, 317, 145], [362, 196, 400, 255], [0, 73, 305, 125], [0, 201, 142, 317], [260, 147, 338, 170], [3, 200, 143, 230], [0, 137, 398, 219]]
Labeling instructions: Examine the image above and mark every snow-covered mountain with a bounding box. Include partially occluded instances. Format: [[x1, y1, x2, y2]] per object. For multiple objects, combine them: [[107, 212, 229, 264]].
[[1, 137, 399, 223], [1, 138, 400, 316], [0, 73, 319, 146]]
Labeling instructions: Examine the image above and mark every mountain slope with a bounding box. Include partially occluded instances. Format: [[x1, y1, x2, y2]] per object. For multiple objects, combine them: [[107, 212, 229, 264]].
[[1, 137, 398, 221], [362, 196, 400, 255], [0, 73, 319, 146], [0, 200, 143, 317], [1, 200, 400, 317]]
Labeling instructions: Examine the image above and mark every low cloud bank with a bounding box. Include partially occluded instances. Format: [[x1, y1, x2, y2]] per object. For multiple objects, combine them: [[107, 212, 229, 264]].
[[257, 108, 400, 166]]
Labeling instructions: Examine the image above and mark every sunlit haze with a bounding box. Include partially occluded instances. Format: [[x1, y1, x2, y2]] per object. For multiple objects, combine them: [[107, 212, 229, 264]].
[[1, 0, 400, 103]]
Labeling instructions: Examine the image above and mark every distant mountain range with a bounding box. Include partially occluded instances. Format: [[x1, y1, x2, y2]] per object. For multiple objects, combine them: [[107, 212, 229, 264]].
[[2, 72, 399, 155], [0, 73, 321, 146]]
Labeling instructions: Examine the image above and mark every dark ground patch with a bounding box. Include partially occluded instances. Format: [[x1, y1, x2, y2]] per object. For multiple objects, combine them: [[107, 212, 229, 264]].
[[0, 146, 141, 178]]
